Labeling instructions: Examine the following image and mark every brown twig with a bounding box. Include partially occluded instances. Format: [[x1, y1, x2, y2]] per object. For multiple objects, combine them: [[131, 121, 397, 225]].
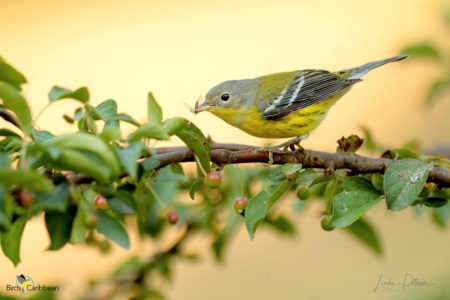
[[152, 142, 450, 186], [68, 142, 450, 186]]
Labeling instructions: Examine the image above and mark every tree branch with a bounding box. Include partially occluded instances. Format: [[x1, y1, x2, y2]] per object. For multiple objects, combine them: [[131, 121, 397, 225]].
[[152, 142, 450, 186]]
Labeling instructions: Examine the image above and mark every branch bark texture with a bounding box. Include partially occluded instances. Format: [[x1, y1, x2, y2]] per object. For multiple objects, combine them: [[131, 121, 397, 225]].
[[153, 142, 450, 186]]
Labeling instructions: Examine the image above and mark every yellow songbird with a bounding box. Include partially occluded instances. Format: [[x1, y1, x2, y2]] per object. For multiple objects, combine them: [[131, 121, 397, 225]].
[[195, 55, 407, 148]]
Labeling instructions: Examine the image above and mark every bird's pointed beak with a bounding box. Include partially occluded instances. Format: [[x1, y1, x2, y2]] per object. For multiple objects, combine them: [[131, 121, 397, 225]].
[[185, 96, 214, 114], [196, 101, 211, 112]]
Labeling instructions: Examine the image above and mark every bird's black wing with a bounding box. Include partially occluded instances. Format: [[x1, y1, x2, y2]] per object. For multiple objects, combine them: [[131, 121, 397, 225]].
[[261, 70, 360, 120]]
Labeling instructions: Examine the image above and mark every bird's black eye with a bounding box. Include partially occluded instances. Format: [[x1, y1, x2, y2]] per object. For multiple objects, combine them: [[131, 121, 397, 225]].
[[221, 93, 230, 101]]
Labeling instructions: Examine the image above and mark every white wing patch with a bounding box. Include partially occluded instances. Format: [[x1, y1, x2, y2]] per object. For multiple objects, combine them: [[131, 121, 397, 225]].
[[263, 86, 288, 113], [263, 74, 305, 114], [287, 75, 305, 107]]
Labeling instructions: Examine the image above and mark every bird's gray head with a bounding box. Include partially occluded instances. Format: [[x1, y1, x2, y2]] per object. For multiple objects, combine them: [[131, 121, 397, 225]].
[[196, 79, 259, 113]]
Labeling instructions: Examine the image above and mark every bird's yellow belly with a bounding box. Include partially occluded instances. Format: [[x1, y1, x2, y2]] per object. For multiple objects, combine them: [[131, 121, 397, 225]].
[[239, 97, 338, 138], [209, 94, 344, 139]]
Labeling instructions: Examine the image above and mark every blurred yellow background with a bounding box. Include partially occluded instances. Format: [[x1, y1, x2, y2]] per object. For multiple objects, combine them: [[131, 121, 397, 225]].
[[0, 0, 449, 299]]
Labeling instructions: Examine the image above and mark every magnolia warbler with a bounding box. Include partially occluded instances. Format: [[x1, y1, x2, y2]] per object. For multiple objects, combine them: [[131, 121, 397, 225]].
[[192, 55, 407, 148]]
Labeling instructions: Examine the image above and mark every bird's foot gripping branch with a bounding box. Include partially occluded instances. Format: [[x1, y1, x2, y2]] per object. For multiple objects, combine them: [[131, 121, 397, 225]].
[[0, 55, 449, 279]]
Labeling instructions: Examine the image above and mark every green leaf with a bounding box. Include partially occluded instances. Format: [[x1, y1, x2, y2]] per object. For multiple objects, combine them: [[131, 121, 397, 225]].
[[0, 211, 9, 232], [1, 216, 27, 266], [245, 179, 293, 239], [45, 209, 74, 250], [28, 183, 69, 215], [423, 197, 448, 208], [344, 218, 382, 255], [295, 169, 324, 187], [264, 215, 296, 235], [156, 165, 186, 181], [48, 86, 89, 103], [336, 134, 364, 153], [0, 81, 32, 136], [424, 78, 450, 107], [381, 148, 418, 160], [176, 123, 211, 174], [0, 169, 54, 192], [147, 92, 162, 124], [0, 153, 10, 169], [84, 103, 103, 121], [96, 99, 118, 122], [0, 56, 27, 91], [0, 186, 10, 232], [371, 173, 383, 191], [401, 42, 441, 60], [189, 178, 202, 200], [420, 155, 450, 169], [32, 129, 55, 143], [117, 113, 140, 126], [128, 123, 169, 141], [162, 117, 187, 136], [100, 124, 121, 143], [1, 136, 22, 152], [0, 128, 21, 138], [330, 177, 381, 227], [70, 199, 88, 244], [74, 107, 84, 120], [212, 211, 240, 261], [116, 142, 144, 179], [142, 157, 160, 172], [108, 190, 137, 215], [97, 212, 130, 249], [45, 132, 121, 178], [309, 181, 328, 197], [384, 159, 432, 211], [62, 114, 74, 124], [432, 203, 450, 228], [267, 166, 285, 183], [48, 148, 112, 182], [280, 163, 302, 177], [337, 176, 375, 192]]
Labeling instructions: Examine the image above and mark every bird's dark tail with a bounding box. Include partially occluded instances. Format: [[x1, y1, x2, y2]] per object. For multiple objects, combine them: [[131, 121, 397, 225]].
[[345, 55, 408, 80]]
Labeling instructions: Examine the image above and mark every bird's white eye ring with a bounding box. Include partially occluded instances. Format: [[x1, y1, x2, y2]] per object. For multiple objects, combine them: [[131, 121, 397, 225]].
[[220, 93, 230, 102]]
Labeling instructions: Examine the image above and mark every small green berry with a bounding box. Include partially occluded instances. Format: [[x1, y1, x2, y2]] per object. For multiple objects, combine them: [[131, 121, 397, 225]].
[[98, 239, 111, 253], [320, 214, 334, 231], [296, 185, 310, 200]]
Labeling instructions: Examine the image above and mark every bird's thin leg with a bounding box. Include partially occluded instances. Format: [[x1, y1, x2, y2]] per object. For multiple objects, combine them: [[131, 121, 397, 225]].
[[259, 135, 309, 164], [270, 134, 309, 152]]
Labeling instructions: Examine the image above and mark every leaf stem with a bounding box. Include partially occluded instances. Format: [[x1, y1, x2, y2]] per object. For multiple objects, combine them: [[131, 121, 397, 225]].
[[326, 179, 339, 215], [32, 102, 51, 127], [144, 179, 166, 209], [19, 139, 28, 169], [237, 165, 245, 198], [194, 154, 207, 177]]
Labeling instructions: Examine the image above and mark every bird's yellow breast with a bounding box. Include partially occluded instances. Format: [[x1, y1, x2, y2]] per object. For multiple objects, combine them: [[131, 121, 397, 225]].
[[210, 93, 345, 138]]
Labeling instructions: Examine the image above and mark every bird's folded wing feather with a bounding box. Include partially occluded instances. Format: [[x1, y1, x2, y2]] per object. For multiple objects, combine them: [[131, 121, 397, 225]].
[[260, 70, 360, 120]]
